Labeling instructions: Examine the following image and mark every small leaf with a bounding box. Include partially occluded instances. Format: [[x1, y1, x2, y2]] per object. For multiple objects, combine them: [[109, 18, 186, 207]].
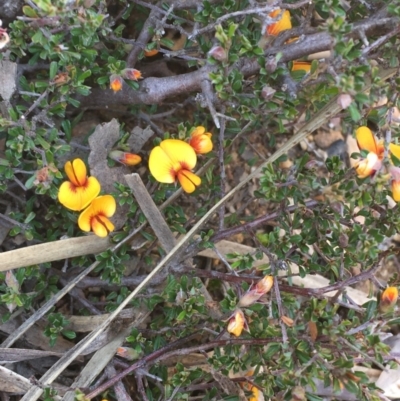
[[23, 5, 38, 18], [49, 61, 58, 80]]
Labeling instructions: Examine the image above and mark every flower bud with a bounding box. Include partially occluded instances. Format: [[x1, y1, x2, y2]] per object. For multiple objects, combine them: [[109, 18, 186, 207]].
[[188, 126, 213, 154], [261, 85, 276, 100], [238, 276, 273, 307], [122, 68, 142, 81], [208, 45, 227, 61], [116, 347, 142, 361], [144, 48, 159, 57], [227, 309, 246, 337], [110, 74, 123, 93], [380, 286, 398, 313], [109, 150, 142, 166], [337, 93, 352, 109]]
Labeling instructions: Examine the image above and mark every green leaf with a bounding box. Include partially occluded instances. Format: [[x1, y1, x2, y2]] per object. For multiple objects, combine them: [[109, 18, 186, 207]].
[[23, 6, 38, 18], [62, 330, 77, 340], [49, 61, 58, 80], [24, 212, 36, 224]]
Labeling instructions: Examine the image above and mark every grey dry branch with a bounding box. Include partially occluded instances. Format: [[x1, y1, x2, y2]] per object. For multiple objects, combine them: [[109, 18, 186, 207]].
[[78, 13, 399, 109]]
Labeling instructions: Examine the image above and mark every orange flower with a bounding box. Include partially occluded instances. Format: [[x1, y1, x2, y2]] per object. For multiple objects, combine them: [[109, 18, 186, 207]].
[[122, 68, 142, 81], [188, 126, 213, 154], [227, 309, 247, 337], [380, 286, 398, 313], [238, 276, 273, 307], [265, 9, 292, 36], [78, 195, 116, 238], [58, 159, 100, 211], [110, 74, 123, 93], [291, 61, 312, 72], [149, 139, 201, 193], [109, 150, 142, 166]]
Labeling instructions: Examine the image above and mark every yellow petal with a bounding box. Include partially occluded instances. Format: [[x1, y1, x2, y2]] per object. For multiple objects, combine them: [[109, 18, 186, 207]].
[[266, 10, 292, 36], [392, 180, 400, 202], [390, 143, 400, 161], [92, 215, 115, 237], [64, 158, 87, 187], [149, 145, 176, 184], [58, 176, 101, 211], [191, 126, 206, 137], [255, 275, 274, 294], [227, 310, 245, 337], [356, 126, 378, 154], [177, 170, 201, 193], [159, 139, 197, 170], [90, 195, 116, 217], [291, 61, 311, 72], [78, 206, 92, 232]]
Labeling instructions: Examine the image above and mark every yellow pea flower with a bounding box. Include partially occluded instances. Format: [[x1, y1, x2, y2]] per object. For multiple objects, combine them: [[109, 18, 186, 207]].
[[78, 195, 116, 238], [58, 159, 101, 211], [149, 139, 201, 193]]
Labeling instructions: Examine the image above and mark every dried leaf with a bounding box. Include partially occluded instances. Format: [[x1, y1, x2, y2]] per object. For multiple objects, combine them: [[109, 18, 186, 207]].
[[128, 125, 154, 153], [0, 59, 17, 101], [281, 315, 294, 327], [308, 321, 318, 341]]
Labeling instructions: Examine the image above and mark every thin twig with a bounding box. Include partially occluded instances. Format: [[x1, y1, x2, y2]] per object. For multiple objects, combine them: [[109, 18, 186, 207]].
[[218, 109, 226, 230]]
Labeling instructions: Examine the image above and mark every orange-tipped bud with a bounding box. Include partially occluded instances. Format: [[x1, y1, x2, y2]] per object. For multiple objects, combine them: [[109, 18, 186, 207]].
[[116, 346, 142, 360], [109, 150, 142, 166], [380, 286, 398, 313], [110, 74, 123, 93], [208, 45, 227, 61], [255, 275, 274, 294], [227, 309, 247, 337], [144, 48, 159, 57], [238, 276, 273, 307], [122, 68, 142, 81], [188, 126, 213, 154]]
